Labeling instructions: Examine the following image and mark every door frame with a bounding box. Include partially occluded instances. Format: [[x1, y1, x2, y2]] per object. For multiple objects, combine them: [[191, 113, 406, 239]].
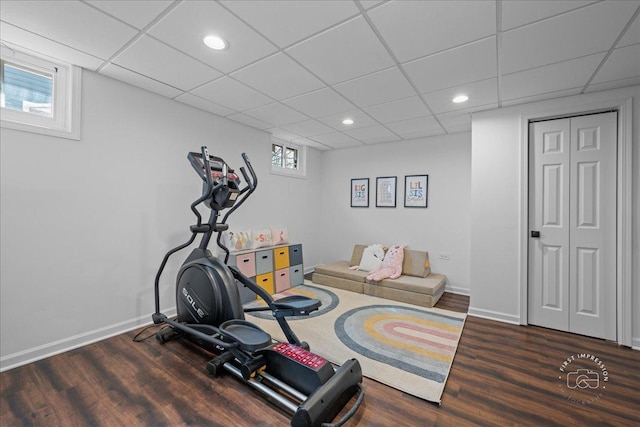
[[518, 94, 633, 346]]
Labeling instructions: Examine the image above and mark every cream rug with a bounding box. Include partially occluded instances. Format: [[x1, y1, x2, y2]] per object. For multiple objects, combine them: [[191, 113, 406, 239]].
[[245, 281, 466, 404]]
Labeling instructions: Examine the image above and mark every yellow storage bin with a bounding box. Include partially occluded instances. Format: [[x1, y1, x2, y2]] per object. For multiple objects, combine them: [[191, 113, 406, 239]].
[[255, 272, 275, 295], [274, 246, 290, 270]]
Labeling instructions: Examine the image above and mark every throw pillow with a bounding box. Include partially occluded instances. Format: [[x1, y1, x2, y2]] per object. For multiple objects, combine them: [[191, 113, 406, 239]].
[[252, 228, 273, 248], [358, 246, 384, 272], [271, 227, 289, 245], [223, 230, 252, 252]]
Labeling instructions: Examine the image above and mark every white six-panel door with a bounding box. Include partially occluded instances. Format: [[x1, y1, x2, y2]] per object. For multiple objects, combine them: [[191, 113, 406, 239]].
[[528, 112, 617, 340]]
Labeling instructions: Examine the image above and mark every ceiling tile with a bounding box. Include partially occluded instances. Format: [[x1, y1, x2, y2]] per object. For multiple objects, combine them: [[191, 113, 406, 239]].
[[364, 96, 431, 124], [343, 124, 397, 142], [422, 78, 498, 114], [592, 44, 640, 84], [436, 111, 472, 133], [281, 119, 336, 137], [502, 1, 638, 74], [191, 76, 273, 111], [400, 129, 447, 141], [0, 0, 137, 59], [502, 53, 605, 101], [230, 53, 325, 100], [292, 136, 331, 150], [502, 1, 597, 31], [282, 87, 355, 118], [368, 0, 495, 62], [100, 64, 183, 98], [585, 75, 640, 93], [385, 116, 441, 137], [87, 0, 173, 29], [317, 109, 379, 131], [148, 0, 277, 73], [501, 88, 582, 106], [334, 66, 416, 107], [221, 0, 359, 48], [311, 132, 363, 149], [0, 23, 104, 70], [618, 14, 639, 48], [267, 127, 304, 142], [286, 16, 395, 84], [226, 113, 272, 130], [403, 37, 497, 95], [360, 135, 402, 145], [113, 35, 220, 91], [360, 1, 385, 10], [243, 102, 308, 127], [174, 93, 236, 117]]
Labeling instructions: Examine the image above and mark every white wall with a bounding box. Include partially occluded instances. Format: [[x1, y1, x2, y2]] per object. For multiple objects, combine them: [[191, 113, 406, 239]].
[[470, 86, 639, 347], [0, 70, 324, 370], [319, 132, 471, 294]]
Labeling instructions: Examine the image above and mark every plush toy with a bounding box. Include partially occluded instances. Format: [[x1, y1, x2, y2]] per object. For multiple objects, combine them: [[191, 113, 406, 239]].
[[366, 245, 405, 281], [349, 244, 385, 272]]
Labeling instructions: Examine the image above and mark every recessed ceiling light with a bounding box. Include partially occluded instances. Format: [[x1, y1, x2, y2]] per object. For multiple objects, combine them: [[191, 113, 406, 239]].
[[452, 95, 469, 103], [342, 118, 354, 125], [203, 35, 228, 50]]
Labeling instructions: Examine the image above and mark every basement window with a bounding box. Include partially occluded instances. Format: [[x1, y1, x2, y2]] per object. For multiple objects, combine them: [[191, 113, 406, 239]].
[[271, 138, 306, 178], [1, 46, 81, 140]]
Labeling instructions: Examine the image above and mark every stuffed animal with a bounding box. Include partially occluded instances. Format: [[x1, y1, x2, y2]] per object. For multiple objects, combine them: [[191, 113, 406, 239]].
[[366, 245, 405, 281], [349, 244, 385, 272]]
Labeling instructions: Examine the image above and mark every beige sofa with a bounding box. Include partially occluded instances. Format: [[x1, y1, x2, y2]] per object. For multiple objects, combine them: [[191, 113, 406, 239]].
[[312, 244, 447, 307]]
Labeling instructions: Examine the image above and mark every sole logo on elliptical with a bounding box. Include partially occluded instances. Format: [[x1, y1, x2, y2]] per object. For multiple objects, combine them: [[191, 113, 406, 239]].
[[182, 287, 206, 318]]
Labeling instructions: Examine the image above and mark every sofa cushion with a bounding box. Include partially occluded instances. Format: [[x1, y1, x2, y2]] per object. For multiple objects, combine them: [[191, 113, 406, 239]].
[[349, 244, 368, 266], [372, 273, 446, 296], [312, 273, 364, 293], [363, 282, 445, 307], [313, 261, 369, 283], [402, 249, 431, 278]]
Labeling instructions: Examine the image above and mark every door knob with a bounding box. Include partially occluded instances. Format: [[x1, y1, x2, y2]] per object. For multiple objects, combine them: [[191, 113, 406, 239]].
[[531, 231, 540, 238]]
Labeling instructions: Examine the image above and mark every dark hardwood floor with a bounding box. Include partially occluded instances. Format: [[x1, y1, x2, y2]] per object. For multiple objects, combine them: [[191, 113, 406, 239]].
[[2, 291, 639, 426]]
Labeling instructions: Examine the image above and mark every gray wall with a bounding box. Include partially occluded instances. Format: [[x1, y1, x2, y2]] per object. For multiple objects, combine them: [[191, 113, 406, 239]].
[[0, 70, 324, 369], [470, 85, 639, 347], [319, 133, 472, 294], [2, 71, 637, 371]]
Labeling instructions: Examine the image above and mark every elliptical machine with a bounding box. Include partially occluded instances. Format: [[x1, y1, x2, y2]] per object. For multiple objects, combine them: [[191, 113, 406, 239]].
[[152, 147, 363, 427]]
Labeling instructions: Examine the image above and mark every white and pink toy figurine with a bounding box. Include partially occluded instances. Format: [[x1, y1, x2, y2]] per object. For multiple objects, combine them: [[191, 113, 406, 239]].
[[366, 244, 405, 281]]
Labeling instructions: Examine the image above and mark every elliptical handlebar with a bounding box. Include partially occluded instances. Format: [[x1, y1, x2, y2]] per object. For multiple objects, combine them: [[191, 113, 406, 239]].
[[216, 152, 257, 262], [241, 152, 257, 191], [201, 146, 214, 191]]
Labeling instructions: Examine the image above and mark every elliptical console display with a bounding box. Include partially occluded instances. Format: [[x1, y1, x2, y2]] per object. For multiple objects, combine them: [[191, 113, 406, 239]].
[[152, 146, 364, 427]]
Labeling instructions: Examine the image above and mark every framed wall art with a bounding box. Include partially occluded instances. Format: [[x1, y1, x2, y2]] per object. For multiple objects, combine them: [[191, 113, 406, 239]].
[[404, 174, 428, 208], [350, 178, 369, 207], [376, 176, 397, 207]]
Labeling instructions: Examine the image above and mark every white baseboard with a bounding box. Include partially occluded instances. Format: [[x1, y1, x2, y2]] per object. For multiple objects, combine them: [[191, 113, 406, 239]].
[[445, 285, 470, 296], [632, 337, 640, 351], [0, 307, 177, 372], [467, 306, 521, 325]]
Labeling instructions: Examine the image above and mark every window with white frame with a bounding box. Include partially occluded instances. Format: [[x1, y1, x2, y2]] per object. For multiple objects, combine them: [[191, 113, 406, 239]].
[[1, 45, 81, 140], [270, 138, 306, 178]]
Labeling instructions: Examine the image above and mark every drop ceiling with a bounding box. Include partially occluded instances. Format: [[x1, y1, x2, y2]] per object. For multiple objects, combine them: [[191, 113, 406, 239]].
[[1, 0, 638, 150]]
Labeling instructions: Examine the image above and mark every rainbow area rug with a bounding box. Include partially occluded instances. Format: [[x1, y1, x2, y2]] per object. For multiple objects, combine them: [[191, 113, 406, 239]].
[[245, 282, 466, 404]]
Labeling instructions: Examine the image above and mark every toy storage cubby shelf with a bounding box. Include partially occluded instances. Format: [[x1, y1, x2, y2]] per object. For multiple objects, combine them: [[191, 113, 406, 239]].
[[224, 244, 304, 304]]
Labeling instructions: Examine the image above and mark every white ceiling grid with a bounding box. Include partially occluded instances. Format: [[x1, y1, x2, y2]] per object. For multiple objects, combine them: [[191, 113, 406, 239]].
[[1, 0, 638, 150]]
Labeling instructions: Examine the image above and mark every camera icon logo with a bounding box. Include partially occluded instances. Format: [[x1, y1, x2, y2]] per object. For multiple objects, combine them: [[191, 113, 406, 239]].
[[566, 369, 600, 389]]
